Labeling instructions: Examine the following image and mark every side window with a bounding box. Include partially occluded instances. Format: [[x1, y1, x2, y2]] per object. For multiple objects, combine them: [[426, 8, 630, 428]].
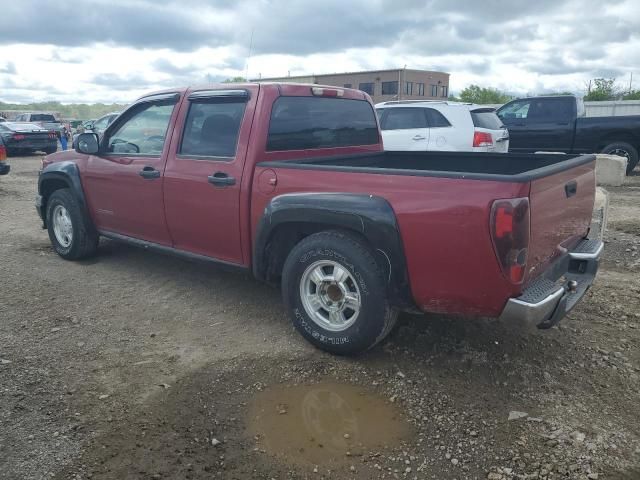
[[106, 100, 176, 155], [424, 108, 451, 128], [380, 108, 427, 130], [179, 99, 247, 158], [498, 100, 531, 121]]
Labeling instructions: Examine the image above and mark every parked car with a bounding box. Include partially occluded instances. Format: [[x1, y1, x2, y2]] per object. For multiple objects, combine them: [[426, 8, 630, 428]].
[[0, 121, 57, 155], [375, 101, 509, 152], [0, 135, 9, 176], [85, 112, 120, 137], [497, 95, 640, 174], [37, 83, 602, 355], [13, 112, 63, 134]]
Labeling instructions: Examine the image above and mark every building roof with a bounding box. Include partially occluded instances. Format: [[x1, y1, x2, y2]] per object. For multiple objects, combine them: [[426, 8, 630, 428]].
[[252, 68, 450, 82]]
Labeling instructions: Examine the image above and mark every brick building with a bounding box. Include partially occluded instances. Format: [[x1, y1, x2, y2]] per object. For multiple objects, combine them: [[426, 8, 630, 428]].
[[252, 68, 450, 104]]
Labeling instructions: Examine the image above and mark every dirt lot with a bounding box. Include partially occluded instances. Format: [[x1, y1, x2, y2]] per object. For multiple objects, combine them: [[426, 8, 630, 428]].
[[1, 155, 639, 480]]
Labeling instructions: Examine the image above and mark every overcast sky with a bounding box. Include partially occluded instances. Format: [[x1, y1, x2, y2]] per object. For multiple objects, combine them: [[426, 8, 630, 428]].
[[0, 0, 638, 104]]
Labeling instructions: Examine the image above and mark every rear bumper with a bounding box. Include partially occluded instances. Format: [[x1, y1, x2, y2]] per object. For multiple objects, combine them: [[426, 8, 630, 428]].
[[0, 162, 9, 175], [499, 239, 603, 328], [6, 139, 56, 151]]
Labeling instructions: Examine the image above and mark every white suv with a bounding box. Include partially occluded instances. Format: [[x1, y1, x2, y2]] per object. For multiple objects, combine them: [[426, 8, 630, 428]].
[[375, 101, 509, 153]]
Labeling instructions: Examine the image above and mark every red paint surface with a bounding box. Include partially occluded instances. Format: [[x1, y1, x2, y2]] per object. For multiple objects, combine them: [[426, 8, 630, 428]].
[[42, 83, 596, 318]]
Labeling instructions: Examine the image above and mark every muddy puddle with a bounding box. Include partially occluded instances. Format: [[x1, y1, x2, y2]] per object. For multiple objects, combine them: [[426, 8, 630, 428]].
[[247, 381, 411, 467]]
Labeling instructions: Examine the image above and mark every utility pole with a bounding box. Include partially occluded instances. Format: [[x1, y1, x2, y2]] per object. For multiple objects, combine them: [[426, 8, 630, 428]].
[[630, 72, 634, 94]]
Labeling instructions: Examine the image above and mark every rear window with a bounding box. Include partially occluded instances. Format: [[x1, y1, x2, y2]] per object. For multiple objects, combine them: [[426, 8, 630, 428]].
[[471, 109, 503, 129], [378, 108, 427, 130], [267, 97, 379, 151], [30, 114, 56, 122]]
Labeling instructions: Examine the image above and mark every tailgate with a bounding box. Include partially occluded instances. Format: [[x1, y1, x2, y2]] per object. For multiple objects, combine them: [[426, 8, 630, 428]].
[[526, 158, 595, 282]]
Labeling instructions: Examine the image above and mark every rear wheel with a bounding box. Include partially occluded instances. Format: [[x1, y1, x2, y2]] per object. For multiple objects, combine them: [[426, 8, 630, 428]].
[[46, 188, 98, 260], [282, 231, 397, 355], [43, 145, 57, 155], [601, 142, 639, 175]]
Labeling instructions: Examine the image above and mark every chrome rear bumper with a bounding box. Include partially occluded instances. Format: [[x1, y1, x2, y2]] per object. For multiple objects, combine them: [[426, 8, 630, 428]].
[[499, 239, 603, 328]]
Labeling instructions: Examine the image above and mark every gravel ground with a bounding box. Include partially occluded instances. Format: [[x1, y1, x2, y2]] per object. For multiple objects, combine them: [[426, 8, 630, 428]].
[[1, 155, 639, 480]]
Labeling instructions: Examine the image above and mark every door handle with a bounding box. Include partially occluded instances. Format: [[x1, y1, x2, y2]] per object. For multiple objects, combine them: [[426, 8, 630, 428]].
[[208, 172, 236, 187], [139, 166, 160, 179], [565, 180, 577, 198], [412, 135, 426, 141]]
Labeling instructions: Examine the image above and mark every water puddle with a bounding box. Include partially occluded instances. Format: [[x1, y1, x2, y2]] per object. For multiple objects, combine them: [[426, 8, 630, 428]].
[[247, 382, 411, 466]]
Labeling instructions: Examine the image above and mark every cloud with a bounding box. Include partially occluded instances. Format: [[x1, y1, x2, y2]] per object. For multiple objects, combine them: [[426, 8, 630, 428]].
[[1, 0, 640, 102], [0, 0, 231, 52], [0, 61, 17, 74], [90, 73, 154, 91]]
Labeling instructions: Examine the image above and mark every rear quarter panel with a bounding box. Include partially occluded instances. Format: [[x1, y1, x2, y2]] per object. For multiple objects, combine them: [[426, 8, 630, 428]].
[[251, 167, 527, 317]]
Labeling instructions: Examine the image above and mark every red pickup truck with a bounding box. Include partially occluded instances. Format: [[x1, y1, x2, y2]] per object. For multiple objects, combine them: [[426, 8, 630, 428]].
[[36, 83, 603, 355]]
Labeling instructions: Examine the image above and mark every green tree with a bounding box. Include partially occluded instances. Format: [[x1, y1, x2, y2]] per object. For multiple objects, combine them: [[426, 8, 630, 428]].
[[584, 78, 619, 101], [623, 90, 640, 100], [223, 76, 247, 83], [458, 85, 511, 104]]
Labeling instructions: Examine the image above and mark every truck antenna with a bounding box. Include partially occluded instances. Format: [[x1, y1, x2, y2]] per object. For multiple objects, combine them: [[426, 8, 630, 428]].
[[245, 28, 254, 81]]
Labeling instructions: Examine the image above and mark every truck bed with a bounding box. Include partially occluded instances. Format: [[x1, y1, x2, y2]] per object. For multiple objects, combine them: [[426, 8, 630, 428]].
[[255, 149, 596, 317], [259, 151, 595, 181]]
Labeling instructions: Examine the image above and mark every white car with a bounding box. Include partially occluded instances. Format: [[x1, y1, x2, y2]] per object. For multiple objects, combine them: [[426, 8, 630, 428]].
[[375, 101, 509, 153]]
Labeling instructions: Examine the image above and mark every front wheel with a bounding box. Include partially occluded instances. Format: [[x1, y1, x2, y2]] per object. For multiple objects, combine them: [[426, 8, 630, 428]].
[[601, 142, 639, 175], [281, 231, 397, 355], [46, 188, 98, 260]]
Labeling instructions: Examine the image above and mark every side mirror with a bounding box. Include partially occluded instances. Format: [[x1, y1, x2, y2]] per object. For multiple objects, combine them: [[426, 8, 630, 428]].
[[76, 133, 99, 154]]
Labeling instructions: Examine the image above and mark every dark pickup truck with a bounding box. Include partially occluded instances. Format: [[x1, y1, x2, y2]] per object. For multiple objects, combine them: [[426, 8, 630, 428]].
[[36, 83, 602, 355], [497, 95, 640, 174]]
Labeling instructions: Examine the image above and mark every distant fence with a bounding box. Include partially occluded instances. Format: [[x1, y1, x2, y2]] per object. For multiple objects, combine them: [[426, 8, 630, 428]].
[[583, 100, 640, 117], [485, 100, 640, 117]]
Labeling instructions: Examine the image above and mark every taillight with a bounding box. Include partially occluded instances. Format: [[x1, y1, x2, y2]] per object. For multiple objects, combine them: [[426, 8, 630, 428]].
[[490, 198, 530, 284], [48, 132, 56, 139], [0, 145, 6, 161], [13, 134, 25, 141], [473, 131, 493, 147], [311, 86, 344, 97]]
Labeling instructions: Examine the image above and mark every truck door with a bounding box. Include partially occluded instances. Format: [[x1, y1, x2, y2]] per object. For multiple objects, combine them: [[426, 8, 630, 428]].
[[162, 87, 258, 265], [498, 97, 575, 153], [82, 93, 180, 245], [379, 107, 429, 151]]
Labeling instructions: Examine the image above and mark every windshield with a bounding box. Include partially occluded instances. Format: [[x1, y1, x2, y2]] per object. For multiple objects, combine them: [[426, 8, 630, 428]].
[[30, 114, 57, 122]]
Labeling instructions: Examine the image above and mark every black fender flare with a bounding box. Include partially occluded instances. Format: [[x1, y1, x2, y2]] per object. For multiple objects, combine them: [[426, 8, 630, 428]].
[[37, 161, 93, 230], [253, 193, 414, 309]]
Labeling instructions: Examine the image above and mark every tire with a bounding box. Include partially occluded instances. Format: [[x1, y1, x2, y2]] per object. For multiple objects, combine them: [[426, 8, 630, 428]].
[[601, 142, 639, 175], [44, 146, 57, 155], [281, 230, 398, 355], [46, 188, 98, 260]]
